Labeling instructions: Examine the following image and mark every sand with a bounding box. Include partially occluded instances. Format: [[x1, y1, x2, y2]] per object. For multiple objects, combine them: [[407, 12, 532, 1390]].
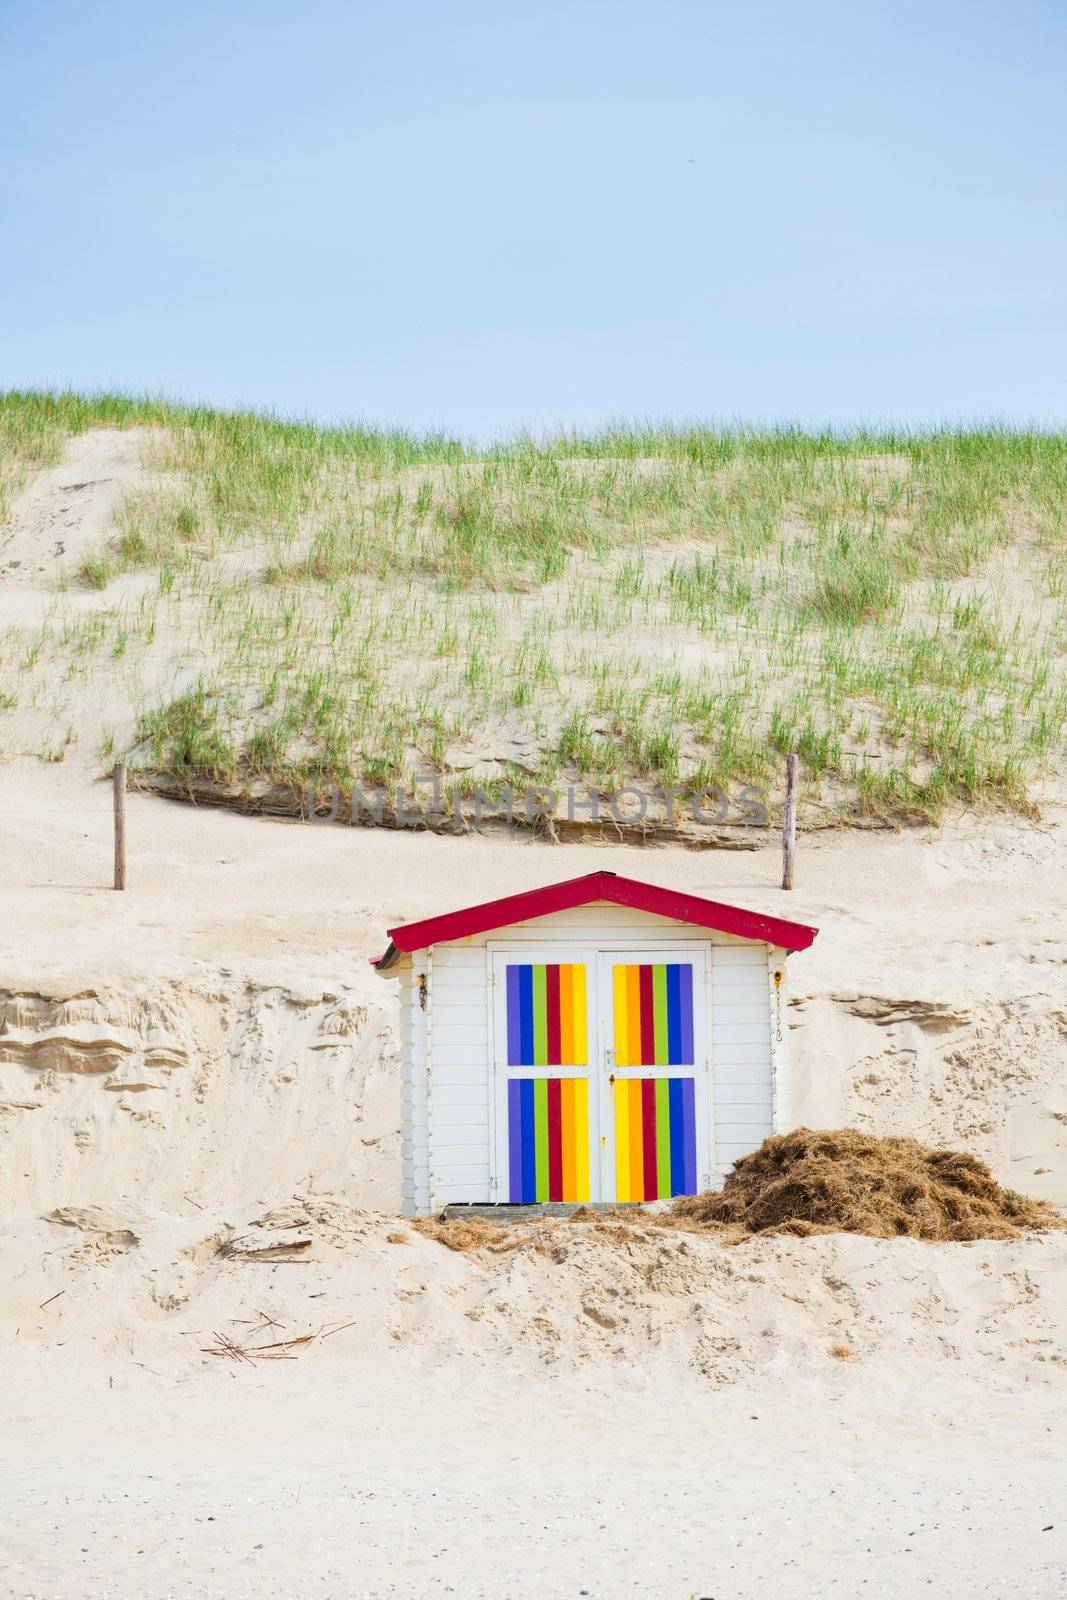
[[0, 764, 1064, 1598], [4, 1199, 1066, 1598], [1, 437, 1066, 1597], [0, 428, 166, 585]]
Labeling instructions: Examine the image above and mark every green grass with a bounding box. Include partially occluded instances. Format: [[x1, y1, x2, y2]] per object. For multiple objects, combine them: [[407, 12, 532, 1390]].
[[1, 388, 1065, 825]]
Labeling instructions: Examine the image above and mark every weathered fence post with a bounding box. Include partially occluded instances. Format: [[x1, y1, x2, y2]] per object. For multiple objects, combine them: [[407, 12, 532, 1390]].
[[782, 752, 798, 891], [113, 763, 127, 891]]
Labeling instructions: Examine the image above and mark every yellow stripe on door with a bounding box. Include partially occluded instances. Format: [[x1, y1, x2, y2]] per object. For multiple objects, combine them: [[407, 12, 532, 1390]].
[[627, 1078, 644, 1200], [558, 964, 572, 1065], [572, 1078, 589, 1201], [612, 964, 628, 1068], [571, 964, 587, 1066]]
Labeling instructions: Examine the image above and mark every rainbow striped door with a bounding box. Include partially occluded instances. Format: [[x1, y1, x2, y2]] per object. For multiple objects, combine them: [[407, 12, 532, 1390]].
[[492, 955, 596, 1204], [604, 952, 709, 1202]]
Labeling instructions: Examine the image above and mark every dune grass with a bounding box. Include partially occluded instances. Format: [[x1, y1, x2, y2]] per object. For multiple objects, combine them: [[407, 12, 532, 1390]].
[[1, 389, 1065, 825]]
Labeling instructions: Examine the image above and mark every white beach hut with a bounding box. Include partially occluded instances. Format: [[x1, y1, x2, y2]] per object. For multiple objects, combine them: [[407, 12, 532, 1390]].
[[375, 870, 818, 1217]]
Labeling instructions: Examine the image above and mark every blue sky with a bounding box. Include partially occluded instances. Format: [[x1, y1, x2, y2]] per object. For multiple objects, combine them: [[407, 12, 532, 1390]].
[[2, 0, 1065, 436]]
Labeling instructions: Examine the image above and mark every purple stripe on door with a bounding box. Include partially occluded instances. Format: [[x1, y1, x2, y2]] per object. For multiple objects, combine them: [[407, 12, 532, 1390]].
[[678, 964, 694, 1065], [506, 965, 521, 1066], [508, 1079, 523, 1198], [681, 1075, 697, 1194]]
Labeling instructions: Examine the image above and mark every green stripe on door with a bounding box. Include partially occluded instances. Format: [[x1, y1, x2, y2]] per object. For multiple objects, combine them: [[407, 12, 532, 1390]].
[[534, 1076, 549, 1200], [532, 965, 547, 1066], [654, 1077, 672, 1198], [652, 964, 669, 1065]]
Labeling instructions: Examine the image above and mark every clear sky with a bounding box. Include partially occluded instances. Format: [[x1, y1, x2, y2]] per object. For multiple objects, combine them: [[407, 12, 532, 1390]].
[[2, 0, 1065, 437]]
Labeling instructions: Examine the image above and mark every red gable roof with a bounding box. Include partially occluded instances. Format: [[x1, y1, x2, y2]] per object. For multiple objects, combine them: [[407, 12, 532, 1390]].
[[375, 870, 817, 969]]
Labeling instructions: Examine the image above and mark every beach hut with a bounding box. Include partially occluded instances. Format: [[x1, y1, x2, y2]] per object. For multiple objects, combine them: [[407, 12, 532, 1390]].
[[375, 870, 818, 1217]]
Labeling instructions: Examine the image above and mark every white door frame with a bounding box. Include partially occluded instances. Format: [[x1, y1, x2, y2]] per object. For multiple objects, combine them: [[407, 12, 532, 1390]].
[[488, 944, 602, 1201], [488, 941, 714, 1201], [595, 946, 713, 1198]]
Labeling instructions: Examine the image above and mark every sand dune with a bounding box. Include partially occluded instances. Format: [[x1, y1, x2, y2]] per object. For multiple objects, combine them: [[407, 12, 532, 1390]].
[[0, 433, 1065, 1596]]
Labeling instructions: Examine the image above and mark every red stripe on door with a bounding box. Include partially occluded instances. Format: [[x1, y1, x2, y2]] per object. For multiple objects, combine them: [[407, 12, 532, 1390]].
[[546, 963, 562, 1065], [641, 1076, 658, 1200], [547, 1077, 563, 1201], [638, 964, 655, 1064]]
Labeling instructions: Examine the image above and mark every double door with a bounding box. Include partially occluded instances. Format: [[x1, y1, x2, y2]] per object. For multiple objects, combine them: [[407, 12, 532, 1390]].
[[491, 946, 711, 1203]]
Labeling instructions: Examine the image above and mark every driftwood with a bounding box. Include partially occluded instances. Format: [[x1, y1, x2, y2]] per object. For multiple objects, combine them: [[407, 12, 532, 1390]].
[[782, 751, 799, 889], [216, 1231, 312, 1263], [200, 1318, 357, 1363], [113, 763, 127, 890]]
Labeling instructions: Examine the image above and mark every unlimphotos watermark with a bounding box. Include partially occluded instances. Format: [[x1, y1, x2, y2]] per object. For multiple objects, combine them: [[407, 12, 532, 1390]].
[[302, 774, 770, 828]]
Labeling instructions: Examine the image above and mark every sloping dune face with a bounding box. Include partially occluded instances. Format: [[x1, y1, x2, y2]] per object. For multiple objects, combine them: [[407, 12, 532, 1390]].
[[0, 427, 164, 584], [0, 978, 401, 1214], [1, 401, 1065, 829]]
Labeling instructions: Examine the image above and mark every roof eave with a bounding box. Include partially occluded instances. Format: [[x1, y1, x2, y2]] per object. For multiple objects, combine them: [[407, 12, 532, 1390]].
[[380, 870, 818, 962], [372, 942, 402, 973]]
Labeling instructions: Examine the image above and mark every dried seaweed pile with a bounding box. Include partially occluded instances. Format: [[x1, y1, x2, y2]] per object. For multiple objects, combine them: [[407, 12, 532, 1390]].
[[417, 1129, 1063, 1253], [413, 1215, 530, 1253], [672, 1127, 1063, 1241]]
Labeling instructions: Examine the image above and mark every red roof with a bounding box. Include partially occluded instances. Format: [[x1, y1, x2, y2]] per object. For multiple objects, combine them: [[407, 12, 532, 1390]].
[[375, 871, 817, 968]]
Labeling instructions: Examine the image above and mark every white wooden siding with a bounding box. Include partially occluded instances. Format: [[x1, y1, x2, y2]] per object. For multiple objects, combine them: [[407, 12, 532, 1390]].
[[710, 939, 773, 1184], [400, 902, 785, 1212], [398, 951, 430, 1216], [425, 941, 491, 1209], [455, 904, 760, 941]]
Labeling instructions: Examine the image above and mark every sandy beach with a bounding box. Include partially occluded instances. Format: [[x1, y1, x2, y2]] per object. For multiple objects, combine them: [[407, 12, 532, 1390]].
[[0, 750, 1064, 1597], [8, 0, 1067, 1574], [5, 3, 1065, 1582]]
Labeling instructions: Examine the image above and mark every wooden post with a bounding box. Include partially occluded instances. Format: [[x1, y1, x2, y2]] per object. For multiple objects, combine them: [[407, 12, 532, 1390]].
[[113, 763, 127, 891], [782, 752, 798, 891]]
